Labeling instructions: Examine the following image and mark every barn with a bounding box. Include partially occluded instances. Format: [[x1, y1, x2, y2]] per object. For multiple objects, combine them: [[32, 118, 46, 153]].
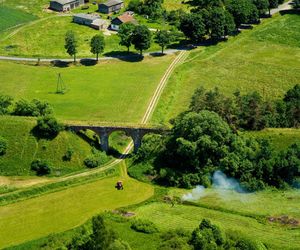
[[98, 0, 124, 14], [50, 0, 84, 12]]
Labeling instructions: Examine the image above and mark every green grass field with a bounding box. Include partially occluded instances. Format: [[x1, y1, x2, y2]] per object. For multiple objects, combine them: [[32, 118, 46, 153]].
[[0, 16, 164, 58], [0, 116, 95, 176], [0, 169, 154, 249], [135, 199, 300, 249], [152, 14, 300, 124], [244, 128, 300, 151], [0, 55, 175, 122], [0, 6, 37, 33]]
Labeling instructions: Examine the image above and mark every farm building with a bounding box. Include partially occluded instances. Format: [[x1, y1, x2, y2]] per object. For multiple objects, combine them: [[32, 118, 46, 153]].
[[73, 14, 108, 30], [50, 0, 84, 12], [98, 0, 124, 14], [111, 13, 137, 31]]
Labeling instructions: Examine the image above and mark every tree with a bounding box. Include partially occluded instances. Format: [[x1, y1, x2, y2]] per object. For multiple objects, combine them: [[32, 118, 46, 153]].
[[65, 30, 78, 63], [226, 0, 259, 26], [31, 159, 51, 175], [0, 136, 7, 156], [118, 23, 135, 52], [131, 25, 152, 56], [268, 0, 278, 15], [154, 30, 172, 54], [90, 215, 116, 250], [180, 13, 206, 42], [35, 115, 64, 138], [90, 34, 105, 61], [209, 7, 226, 41], [0, 95, 13, 115], [253, 0, 269, 16], [283, 84, 300, 127]]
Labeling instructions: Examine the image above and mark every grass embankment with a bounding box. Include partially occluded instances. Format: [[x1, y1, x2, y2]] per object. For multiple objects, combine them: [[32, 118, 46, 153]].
[[0, 169, 154, 249], [0, 116, 94, 176], [152, 14, 300, 124], [0, 55, 175, 122], [0, 6, 37, 33]]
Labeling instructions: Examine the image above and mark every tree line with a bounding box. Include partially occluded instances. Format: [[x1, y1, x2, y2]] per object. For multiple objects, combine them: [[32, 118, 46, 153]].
[[190, 84, 300, 130]]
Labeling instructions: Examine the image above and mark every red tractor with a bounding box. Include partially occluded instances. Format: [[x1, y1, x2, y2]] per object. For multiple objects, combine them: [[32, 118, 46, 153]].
[[115, 181, 124, 190]]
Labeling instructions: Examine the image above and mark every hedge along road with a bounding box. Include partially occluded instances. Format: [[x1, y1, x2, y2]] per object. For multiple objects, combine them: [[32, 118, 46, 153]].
[[0, 50, 188, 194]]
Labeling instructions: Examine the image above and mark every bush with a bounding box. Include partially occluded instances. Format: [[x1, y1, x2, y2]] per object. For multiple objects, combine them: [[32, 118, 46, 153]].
[[84, 151, 110, 168], [31, 159, 51, 175], [63, 147, 74, 161], [13, 99, 53, 117], [0, 94, 13, 115], [0, 136, 8, 156], [35, 115, 64, 138], [130, 219, 159, 234]]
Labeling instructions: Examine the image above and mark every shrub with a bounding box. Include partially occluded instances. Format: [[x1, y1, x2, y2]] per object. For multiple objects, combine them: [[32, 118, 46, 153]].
[[84, 151, 110, 168], [13, 99, 53, 117], [0, 136, 8, 155], [84, 155, 100, 168], [63, 147, 74, 161], [35, 115, 64, 138], [31, 159, 51, 175], [0, 94, 13, 115], [130, 219, 159, 234]]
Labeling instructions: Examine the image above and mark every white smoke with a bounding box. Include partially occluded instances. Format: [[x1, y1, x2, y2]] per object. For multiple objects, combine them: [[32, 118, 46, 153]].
[[182, 185, 206, 201], [181, 170, 246, 202], [212, 170, 244, 193]]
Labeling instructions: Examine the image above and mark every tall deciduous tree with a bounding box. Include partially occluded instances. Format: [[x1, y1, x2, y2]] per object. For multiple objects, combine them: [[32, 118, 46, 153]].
[[131, 25, 152, 56], [90, 34, 105, 61], [154, 30, 172, 54], [180, 13, 206, 42], [64, 30, 78, 63], [118, 23, 135, 52]]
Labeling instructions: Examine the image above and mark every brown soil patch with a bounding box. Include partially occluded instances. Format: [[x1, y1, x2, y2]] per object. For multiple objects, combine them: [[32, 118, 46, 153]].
[[268, 215, 299, 226]]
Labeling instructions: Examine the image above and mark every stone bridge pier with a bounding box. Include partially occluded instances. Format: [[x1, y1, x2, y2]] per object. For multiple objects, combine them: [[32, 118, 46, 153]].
[[69, 125, 166, 153]]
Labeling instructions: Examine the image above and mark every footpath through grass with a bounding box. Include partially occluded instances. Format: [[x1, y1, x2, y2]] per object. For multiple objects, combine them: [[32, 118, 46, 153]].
[[0, 55, 175, 122], [152, 14, 300, 124], [0, 169, 154, 249]]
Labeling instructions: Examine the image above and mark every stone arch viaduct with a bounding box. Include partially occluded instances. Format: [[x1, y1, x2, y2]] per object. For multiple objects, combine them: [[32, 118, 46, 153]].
[[68, 125, 168, 153]]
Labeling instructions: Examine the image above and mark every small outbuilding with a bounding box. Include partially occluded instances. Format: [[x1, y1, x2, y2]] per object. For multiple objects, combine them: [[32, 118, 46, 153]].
[[98, 0, 124, 14], [73, 13, 108, 30], [111, 13, 137, 31], [50, 0, 84, 12]]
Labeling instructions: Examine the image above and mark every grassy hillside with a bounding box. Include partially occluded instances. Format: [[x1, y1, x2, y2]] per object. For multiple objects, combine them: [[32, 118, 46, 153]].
[[0, 116, 94, 176], [0, 55, 175, 122], [0, 171, 154, 249], [0, 6, 37, 33], [152, 14, 300, 124], [244, 128, 300, 151]]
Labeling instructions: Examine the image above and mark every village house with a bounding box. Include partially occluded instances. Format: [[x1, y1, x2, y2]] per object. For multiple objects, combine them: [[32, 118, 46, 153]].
[[110, 13, 137, 31], [50, 0, 84, 12], [98, 0, 124, 14], [73, 13, 108, 30]]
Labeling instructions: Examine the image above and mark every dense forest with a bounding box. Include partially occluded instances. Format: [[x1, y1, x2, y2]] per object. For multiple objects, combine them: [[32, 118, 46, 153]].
[[131, 85, 300, 190]]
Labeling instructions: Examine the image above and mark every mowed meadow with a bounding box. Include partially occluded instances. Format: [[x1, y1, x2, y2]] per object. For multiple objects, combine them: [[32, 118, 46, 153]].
[[0, 55, 175, 122], [152, 13, 300, 124], [0, 6, 37, 33]]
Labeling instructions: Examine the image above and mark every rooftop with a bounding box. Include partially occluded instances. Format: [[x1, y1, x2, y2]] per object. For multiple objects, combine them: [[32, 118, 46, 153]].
[[114, 13, 137, 24], [74, 13, 100, 21], [51, 0, 80, 5], [99, 0, 123, 7]]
